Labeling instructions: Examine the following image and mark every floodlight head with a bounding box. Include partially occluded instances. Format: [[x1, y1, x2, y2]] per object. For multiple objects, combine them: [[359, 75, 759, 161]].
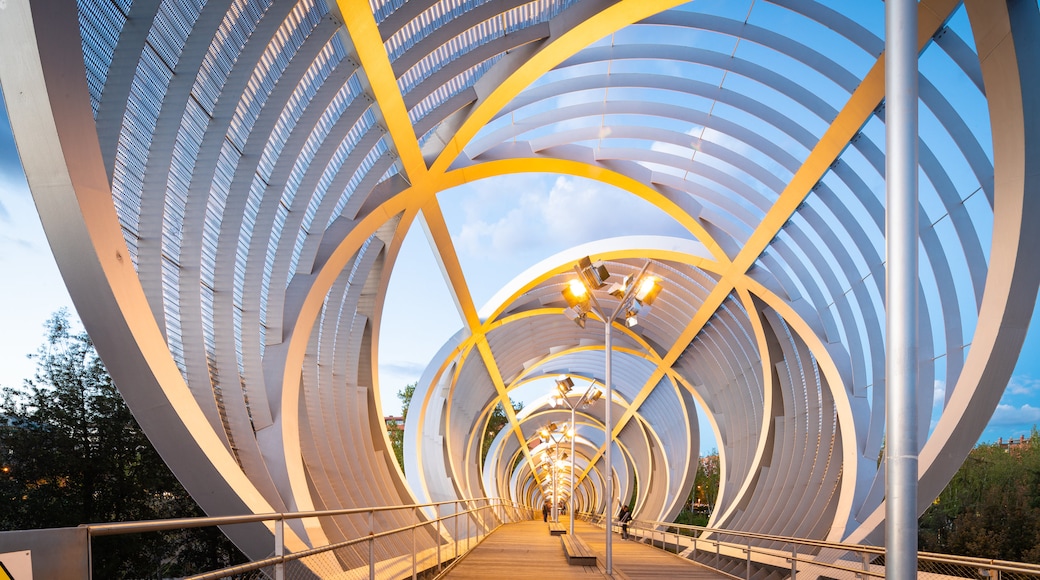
[[561, 307, 586, 330], [625, 311, 639, 327], [562, 278, 590, 308], [577, 256, 609, 289], [539, 427, 550, 439], [556, 376, 574, 394], [606, 278, 628, 298], [635, 275, 662, 305], [563, 306, 587, 328], [585, 387, 603, 405]]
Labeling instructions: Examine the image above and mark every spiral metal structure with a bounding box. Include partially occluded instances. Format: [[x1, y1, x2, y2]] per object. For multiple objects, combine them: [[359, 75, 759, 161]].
[[2, 0, 1038, 570]]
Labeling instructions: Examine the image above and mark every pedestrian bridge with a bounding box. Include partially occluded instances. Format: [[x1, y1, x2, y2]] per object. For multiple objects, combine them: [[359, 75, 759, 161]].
[[3, 0, 1040, 577], [8, 504, 1032, 580]]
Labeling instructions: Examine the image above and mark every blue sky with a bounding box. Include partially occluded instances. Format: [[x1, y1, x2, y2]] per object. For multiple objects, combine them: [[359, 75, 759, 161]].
[[2, 87, 1038, 456]]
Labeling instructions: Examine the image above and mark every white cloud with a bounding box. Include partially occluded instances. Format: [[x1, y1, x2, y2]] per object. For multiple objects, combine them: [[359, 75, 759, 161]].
[[987, 403, 1040, 426], [452, 174, 691, 259], [932, 379, 946, 409], [1004, 374, 1040, 397]]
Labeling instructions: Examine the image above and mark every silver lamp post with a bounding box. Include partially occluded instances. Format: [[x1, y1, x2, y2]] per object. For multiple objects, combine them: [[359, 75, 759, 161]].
[[538, 423, 570, 523], [560, 258, 662, 575], [550, 376, 603, 535]]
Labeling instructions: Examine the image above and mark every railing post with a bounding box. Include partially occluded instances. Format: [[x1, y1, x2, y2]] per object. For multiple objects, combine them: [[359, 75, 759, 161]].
[[369, 510, 375, 580], [454, 501, 459, 560], [275, 517, 284, 580], [437, 503, 442, 570], [746, 537, 752, 580], [411, 508, 417, 580], [716, 538, 720, 570], [791, 545, 797, 580]]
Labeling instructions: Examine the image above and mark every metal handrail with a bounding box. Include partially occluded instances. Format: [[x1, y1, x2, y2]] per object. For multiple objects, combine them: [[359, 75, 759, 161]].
[[81, 497, 493, 535], [578, 512, 1040, 579], [81, 497, 532, 580]]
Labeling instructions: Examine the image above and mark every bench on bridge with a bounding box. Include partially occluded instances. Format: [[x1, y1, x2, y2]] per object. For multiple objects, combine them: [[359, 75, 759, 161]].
[[560, 534, 597, 566], [548, 522, 566, 535]]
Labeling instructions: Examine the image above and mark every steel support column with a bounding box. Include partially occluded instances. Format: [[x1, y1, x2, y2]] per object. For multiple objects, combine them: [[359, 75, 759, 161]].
[[604, 319, 614, 574], [885, 0, 919, 577]]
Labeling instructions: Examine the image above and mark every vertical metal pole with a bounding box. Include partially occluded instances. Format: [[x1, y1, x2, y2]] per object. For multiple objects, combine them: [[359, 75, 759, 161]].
[[275, 518, 284, 580], [885, 0, 919, 579], [791, 545, 797, 580], [369, 510, 375, 580], [411, 520, 417, 580], [454, 501, 459, 560], [552, 456, 558, 523], [437, 504, 442, 570], [746, 538, 752, 580], [570, 403, 577, 535], [604, 319, 614, 575]]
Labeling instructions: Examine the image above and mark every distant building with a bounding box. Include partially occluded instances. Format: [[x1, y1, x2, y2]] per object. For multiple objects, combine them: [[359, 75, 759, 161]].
[[384, 416, 404, 433], [996, 435, 1031, 453]]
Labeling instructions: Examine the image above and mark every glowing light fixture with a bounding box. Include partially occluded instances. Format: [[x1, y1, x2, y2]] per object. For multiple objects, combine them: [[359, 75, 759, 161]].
[[636, 276, 662, 304], [556, 257, 663, 573]]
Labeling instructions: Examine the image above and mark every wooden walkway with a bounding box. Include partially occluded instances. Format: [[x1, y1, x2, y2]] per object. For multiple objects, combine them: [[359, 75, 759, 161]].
[[441, 518, 726, 579]]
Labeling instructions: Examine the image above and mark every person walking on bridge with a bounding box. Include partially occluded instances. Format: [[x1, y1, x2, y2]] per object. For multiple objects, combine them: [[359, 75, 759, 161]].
[[618, 504, 633, 539]]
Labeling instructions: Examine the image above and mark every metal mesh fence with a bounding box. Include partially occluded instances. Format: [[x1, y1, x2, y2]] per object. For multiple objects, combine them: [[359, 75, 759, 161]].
[[177, 500, 524, 580], [614, 519, 1040, 580]]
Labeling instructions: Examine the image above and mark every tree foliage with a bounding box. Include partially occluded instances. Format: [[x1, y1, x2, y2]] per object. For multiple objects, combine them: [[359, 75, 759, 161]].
[[919, 429, 1040, 562], [694, 449, 720, 507], [0, 310, 244, 578], [388, 382, 416, 472], [675, 449, 719, 527]]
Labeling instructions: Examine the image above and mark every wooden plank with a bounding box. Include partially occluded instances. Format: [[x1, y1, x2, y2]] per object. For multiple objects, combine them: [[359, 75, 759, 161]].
[[442, 518, 729, 580]]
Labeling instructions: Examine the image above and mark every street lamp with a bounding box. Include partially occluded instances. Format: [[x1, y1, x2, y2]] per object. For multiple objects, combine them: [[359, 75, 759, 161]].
[[549, 376, 602, 534], [538, 422, 570, 523], [560, 257, 661, 575]]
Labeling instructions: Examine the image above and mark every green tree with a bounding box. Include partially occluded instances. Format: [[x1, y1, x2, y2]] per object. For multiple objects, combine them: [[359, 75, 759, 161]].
[[919, 429, 1040, 562], [388, 382, 416, 472], [0, 310, 245, 578], [694, 449, 720, 507], [675, 449, 719, 528]]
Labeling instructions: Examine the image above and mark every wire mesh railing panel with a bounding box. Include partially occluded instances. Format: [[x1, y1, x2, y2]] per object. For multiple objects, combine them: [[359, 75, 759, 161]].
[[603, 518, 1040, 580], [83, 498, 523, 580]]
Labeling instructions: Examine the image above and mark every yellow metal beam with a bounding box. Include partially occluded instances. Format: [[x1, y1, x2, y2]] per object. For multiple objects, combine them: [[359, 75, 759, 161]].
[[336, 0, 427, 180], [418, 198, 481, 330]]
